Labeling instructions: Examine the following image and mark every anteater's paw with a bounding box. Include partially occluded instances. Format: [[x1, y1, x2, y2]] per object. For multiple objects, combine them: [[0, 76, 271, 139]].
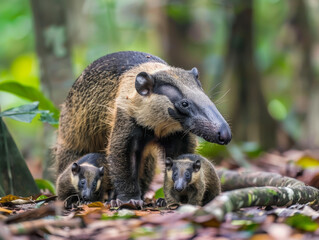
[[156, 198, 167, 207], [128, 199, 144, 209], [110, 198, 144, 209], [110, 199, 123, 208]]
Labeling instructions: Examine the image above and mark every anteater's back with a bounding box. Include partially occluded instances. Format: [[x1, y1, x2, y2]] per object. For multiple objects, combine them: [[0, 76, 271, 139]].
[[55, 51, 167, 173]]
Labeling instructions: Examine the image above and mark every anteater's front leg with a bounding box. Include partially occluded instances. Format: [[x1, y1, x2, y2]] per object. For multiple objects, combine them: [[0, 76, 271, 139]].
[[107, 109, 143, 208]]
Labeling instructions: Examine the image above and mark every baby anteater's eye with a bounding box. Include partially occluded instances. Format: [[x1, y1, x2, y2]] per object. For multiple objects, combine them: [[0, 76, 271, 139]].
[[173, 172, 178, 180]]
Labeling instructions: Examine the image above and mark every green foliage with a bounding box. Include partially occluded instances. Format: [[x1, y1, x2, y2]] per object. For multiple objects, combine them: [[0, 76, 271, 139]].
[[0, 117, 39, 197], [0, 82, 59, 118], [268, 99, 287, 121], [35, 179, 56, 195], [197, 140, 262, 166], [0, 102, 58, 197], [36, 194, 48, 201], [286, 215, 319, 232], [154, 187, 165, 200], [196, 140, 229, 161], [0, 102, 58, 125], [101, 210, 137, 220], [231, 220, 259, 232]]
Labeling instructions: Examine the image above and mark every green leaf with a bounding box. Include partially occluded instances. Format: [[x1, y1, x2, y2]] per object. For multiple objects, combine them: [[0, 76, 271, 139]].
[[0, 102, 58, 125], [240, 142, 263, 159], [0, 117, 40, 197], [196, 140, 228, 160], [154, 187, 164, 199], [268, 99, 287, 121], [231, 220, 259, 231], [101, 210, 136, 220], [0, 102, 39, 122], [0, 81, 59, 118], [39, 112, 59, 125], [286, 215, 318, 232], [36, 195, 48, 201], [35, 179, 56, 195]]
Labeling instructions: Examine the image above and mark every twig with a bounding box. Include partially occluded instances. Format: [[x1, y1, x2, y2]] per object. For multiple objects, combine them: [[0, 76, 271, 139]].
[[5, 201, 63, 224], [8, 217, 82, 235]]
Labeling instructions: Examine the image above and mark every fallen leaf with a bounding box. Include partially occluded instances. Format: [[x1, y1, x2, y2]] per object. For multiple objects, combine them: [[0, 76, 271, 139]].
[[0, 207, 12, 214], [285, 215, 319, 232], [87, 202, 105, 208], [154, 187, 164, 199], [250, 233, 273, 240], [0, 195, 31, 204], [296, 156, 319, 169], [134, 210, 160, 217]]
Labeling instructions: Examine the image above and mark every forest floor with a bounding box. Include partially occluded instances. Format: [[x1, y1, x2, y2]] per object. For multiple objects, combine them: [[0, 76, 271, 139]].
[[1, 149, 319, 239]]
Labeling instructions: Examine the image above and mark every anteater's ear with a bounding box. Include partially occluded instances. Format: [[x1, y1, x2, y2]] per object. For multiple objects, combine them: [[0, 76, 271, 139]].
[[165, 157, 173, 171], [191, 67, 199, 79], [99, 167, 104, 177], [190, 67, 202, 88], [193, 159, 201, 172], [135, 72, 154, 96], [72, 163, 81, 175]]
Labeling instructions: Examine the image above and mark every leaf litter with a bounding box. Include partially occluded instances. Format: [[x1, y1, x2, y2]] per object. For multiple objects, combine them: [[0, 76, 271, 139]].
[[1, 150, 319, 239]]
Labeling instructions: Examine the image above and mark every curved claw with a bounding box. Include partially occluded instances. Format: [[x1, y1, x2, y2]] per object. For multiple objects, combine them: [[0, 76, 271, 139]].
[[128, 199, 144, 209], [156, 198, 167, 207], [110, 198, 144, 209], [110, 199, 123, 208]]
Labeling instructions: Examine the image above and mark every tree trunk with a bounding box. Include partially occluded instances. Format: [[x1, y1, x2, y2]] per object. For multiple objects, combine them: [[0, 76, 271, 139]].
[[30, 0, 73, 106], [30, 0, 74, 180], [290, 0, 319, 148], [223, 0, 277, 149], [146, 0, 209, 88]]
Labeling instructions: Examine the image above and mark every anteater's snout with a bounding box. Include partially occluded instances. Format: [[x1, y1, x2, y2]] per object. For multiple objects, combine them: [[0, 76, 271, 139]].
[[174, 179, 186, 192], [217, 124, 232, 145]]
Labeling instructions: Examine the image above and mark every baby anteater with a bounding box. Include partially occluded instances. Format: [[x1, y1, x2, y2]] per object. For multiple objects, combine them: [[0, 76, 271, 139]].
[[56, 153, 110, 207], [163, 154, 220, 206]]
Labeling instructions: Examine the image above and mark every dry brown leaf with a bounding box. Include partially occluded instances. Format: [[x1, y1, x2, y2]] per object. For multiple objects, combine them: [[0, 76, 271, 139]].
[[76, 205, 106, 216], [193, 214, 221, 228], [87, 201, 105, 208], [134, 210, 160, 217], [250, 233, 273, 240], [0, 195, 32, 204], [0, 207, 13, 214]]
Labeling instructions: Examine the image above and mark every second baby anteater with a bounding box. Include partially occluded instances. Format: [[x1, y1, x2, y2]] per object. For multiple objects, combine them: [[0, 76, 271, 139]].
[[163, 154, 221, 206]]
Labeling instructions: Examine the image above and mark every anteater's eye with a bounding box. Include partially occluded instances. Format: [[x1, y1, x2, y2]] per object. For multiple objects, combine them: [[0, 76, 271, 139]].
[[92, 181, 97, 188], [181, 100, 189, 108], [185, 171, 191, 180], [80, 179, 85, 185], [173, 172, 178, 179]]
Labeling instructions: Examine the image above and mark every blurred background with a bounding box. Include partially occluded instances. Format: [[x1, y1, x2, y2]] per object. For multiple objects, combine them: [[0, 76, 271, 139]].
[[1, 0, 319, 179]]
